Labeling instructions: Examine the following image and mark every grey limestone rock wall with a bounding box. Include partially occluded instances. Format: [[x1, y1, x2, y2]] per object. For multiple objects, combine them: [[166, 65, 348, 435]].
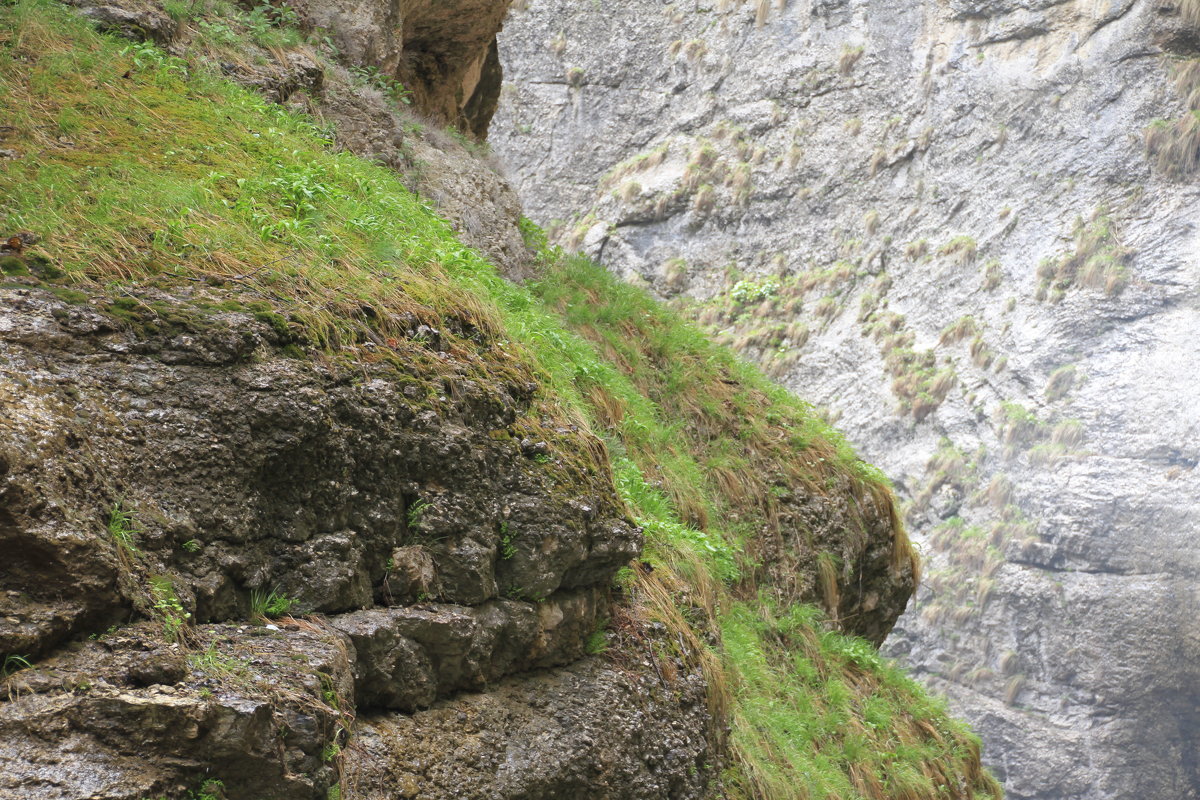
[[492, 1, 1200, 797]]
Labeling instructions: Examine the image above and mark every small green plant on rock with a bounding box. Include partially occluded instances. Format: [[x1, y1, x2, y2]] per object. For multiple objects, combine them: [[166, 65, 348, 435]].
[[938, 235, 977, 266], [2, 653, 32, 678], [249, 587, 294, 620], [150, 576, 191, 642], [499, 521, 517, 560], [585, 626, 609, 655], [107, 502, 142, 558], [1035, 212, 1131, 299], [188, 643, 248, 681], [838, 44, 863, 76], [348, 64, 412, 105], [730, 278, 779, 306], [407, 498, 432, 530], [1044, 364, 1078, 401]]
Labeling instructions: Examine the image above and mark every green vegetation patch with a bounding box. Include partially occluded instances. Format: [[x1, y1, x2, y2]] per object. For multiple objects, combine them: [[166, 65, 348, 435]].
[[1034, 212, 1131, 301], [723, 601, 999, 800]]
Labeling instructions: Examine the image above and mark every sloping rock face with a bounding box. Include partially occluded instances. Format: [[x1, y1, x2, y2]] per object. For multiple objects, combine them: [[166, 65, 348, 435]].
[[491, 2, 1200, 798]]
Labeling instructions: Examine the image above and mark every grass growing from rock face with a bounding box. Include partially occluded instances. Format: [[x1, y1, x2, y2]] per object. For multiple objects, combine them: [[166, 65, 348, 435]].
[[0, 3, 506, 352], [529, 252, 995, 799], [722, 602, 996, 800], [1034, 212, 1131, 301], [0, 3, 996, 797]]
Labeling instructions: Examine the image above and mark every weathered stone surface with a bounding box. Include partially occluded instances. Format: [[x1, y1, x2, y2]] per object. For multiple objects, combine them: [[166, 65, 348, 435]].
[[492, 1, 1200, 797], [0, 283, 637, 656], [349, 657, 716, 800], [288, 0, 512, 136], [62, 0, 175, 43], [332, 587, 605, 710], [0, 621, 352, 800]]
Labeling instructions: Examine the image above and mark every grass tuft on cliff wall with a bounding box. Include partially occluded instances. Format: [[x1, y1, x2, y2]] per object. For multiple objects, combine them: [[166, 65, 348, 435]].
[[0, 2, 998, 797]]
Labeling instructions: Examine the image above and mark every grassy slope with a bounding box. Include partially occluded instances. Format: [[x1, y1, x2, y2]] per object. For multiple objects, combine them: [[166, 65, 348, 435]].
[[0, 2, 1000, 797]]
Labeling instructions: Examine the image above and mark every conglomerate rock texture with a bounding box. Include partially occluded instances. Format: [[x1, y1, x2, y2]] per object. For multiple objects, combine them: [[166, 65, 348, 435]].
[[492, 1, 1200, 798]]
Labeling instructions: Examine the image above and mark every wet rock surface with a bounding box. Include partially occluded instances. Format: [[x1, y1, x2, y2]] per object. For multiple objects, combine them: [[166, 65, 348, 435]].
[[0, 282, 657, 798], [349, 657, 714, 800]]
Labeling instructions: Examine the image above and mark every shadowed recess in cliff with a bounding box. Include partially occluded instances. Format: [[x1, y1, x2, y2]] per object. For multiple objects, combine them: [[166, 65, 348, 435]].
[[286, 0, 510, 136]]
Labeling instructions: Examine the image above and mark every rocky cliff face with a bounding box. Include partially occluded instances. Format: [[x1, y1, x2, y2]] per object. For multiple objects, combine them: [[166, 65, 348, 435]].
[[286, 0, 510, 138], [492, 1, 1200, 798], [0, 0, 950, 797]]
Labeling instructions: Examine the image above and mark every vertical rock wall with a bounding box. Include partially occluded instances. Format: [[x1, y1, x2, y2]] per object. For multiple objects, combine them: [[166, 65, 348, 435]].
[[491, 1, 1200, 798]]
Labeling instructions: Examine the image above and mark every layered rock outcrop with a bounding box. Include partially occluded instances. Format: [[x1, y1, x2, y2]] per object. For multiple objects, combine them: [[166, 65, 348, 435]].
[[492, 1, 1200, 798], [0, 280, 641, 798]]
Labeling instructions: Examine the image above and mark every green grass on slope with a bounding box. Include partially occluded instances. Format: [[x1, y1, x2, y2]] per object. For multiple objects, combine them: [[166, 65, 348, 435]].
[[529, 251, 996, 800], [0, 3, 999, 798]]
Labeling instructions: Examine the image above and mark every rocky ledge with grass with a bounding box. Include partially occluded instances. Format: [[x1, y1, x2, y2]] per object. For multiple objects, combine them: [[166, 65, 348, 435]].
[[1, 1, 999, 798]]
